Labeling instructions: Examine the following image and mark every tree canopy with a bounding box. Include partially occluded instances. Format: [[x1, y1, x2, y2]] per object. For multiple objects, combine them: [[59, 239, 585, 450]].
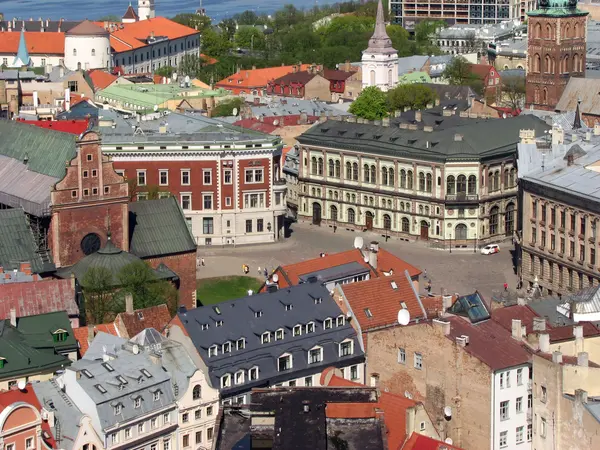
[[388, 84, 438, 112], [349, 86, 389, 120], [442, 56, 483, 94]]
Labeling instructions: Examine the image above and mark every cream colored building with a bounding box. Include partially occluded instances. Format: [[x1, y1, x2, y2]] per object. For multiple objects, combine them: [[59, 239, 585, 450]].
[[296, 113, 549, 247]]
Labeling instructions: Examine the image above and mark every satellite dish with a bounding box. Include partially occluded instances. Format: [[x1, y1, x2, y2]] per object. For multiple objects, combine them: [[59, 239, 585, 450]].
[[172, 72, 178, 81], [17, 380, 26, 391], [397, 309, 410, 326], [353, 236, 364, 249], [132, 344, 140, 355], [153, 104, 158, 112], [273, 274, 279, 283], [273, 119, 280, 126], [248, 290, 253, 296], [232, 107, 238, 116], [445, 438, 454, 445], [444, 406, 452, 417]]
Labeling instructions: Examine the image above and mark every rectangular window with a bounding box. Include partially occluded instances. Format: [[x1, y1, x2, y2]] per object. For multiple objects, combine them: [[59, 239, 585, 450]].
[[181, 194, 191, 211], [516, 396, 523, 413], [541, 417, 547, 437], [527, 424, 533, 441], [561, 210, 566, 228], [159, 170, 168, 186], [257, 218, 264, 232], [541, 204, 546, 223], [551, 207, 556, 226], [224, 169, 232, 184], [203, 218, 214, 235], [570, 241, 575, 258], [592, 248, 596, 266], [207, 428, 214, 441], [581, 217, 586, 235], [414, 352, 423, 370], [183, 434, 189, 447], [25, 438, 33, 449], [309, 348, 322, 364], [181, 170, 190, 185], [245, 168, 264, 183], [203, 169, 212, 185], [340, 341, 352, 356], [243, 192, 265, 209], [137, 170, 146, 186], [531, 227, 536, 244], [500, 400, 509, 420], [195, 409, 201, 420], [532, 199, 537, 219], [517, 368, 523, 385], [304, 376, 313, 386], [225, 197, 232, 207], [196, 431, 202, 444], [163, 412, 170, 424], [580, 244, 585, 262], [245, 220, 252, 233], [541, 230, 546, 247], [207, 406, 213, 416], [398, 348, 406, 364], [350, 365, 358, 380], [560, 237, 565, 254], [203, 194, 213, 210], [571, 213, 576, 232]]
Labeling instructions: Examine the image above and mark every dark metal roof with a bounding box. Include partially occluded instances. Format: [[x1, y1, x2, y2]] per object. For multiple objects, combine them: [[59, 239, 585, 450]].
[[128, 197, 196, 258], [449, 292, 491, 323]]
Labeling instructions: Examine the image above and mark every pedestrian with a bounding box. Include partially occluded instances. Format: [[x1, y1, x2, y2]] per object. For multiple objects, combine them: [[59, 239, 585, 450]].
[[264, 268, 268, 278], [201, 257, 205, 267], [424, 269, 428, 279], [504, 282, 508, 291], [258, 266, 261, 275], [245, 265, 250, 274], [427, 281, 432, 292]]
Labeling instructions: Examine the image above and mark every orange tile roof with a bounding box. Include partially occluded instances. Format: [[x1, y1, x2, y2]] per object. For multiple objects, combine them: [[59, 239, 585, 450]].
[[341, 274, 424, 330], [470, 63, 494, 79], [324, 371, 419, 450], [215, 64, 312, 90], [104, 17, 198, 53], [0, 31, 64, 55], [88, 69, 117, 90], [270, 248, 421, 290], [402, 432, 463, 450], [73, 323, 119, 356], [200, 53, 218, 65], [115, 304, 171, 338]]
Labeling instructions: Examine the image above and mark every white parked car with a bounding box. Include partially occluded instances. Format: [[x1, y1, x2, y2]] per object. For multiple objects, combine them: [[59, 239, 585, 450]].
[[481, 244, 500, 255]]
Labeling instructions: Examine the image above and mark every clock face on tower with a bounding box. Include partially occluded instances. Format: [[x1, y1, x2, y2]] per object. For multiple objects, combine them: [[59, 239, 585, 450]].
[[81, 233, 101, 255]]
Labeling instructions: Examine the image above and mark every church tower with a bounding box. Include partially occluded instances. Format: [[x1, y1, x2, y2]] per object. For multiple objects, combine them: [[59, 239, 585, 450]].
[[138, 0, 155, 21], [525, 0, 588, 110], [362, 0, 398, 92]]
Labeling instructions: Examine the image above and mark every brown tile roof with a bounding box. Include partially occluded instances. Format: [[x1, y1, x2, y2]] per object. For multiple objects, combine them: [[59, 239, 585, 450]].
[[446, 316, 531, 370], [341, 274, 424, 331], [73, 323, 119, 356], [215, 64, 312, 90], [548, 322, 600, 342], [402, 432, 463, 450], [324, 370, 419, 450], [271, 70, 317, 85], [323, 68, 355, 81], [534, 351, 600, 368], [270, 248, 421, 290], [122, 5, 139, 20], [0, 278, 78, 318], [87, 69, 117, 90], [470, 63, 494, 80], [66, 20, 109, 36], [115, 304, 171, 338], [0, 31, 64, 55]]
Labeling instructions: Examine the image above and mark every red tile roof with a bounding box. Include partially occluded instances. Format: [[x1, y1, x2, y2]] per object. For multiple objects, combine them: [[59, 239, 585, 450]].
[[73, 323, 119, 356], [232, 119, 278, 134], [115, 304, 171, 338], [103, 17, 198, 53], [324, 371, 419, 450], [281, 146, 292, 167], [0, 278, 78, 318], [0, 31, 64, 55], [323, 68, 355, 81], [232, 115, 319, 132], [548, 322, 600, 342], [470, 63, 495, 80], [215, 64, 311, 92], [88, 69, 117, 90], [402, 432, 463, 450], [535, 351, 600, 368], [16, 118, 89, 135], [200, 53, 218, 65], [0, 386, 56, 448], [270, 248, 421, 290], [446, 316, 530, 370], [341, 275, 423, 331]]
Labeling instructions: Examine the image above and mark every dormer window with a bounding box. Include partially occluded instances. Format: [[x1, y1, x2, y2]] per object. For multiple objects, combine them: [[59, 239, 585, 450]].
[[275, 329, 284, 341], [134, 398, 141, 409], [153, 391, 161, 401], [339, 340, 353, 357], [278, 354, 292, 371], [261, 332, 271, 344], [236, 338, 246, 350], [306, 322, 315, 333], [323, 318, 333, 330], [209, 345, 218, 357], [235, 370, 245, 385], [249, 366, 259, 380], [201, 323, 209, 331], [221, 374, 231, 388], [216, 320, 223, 327], [308, 346, 323, 364], [254, 310, 263, 318], [222, 342, 231, 353], [52, 329, 68, 342], [337, 315, 345, 327], [293, 325, 302, 336], [314, 297, 322, 305], [285, 304, 293, 311], [114, 404, 122, 415]]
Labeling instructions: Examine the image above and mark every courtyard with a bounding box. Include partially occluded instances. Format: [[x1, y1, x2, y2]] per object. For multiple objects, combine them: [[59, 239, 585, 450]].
[[196, 221, 517, 302]]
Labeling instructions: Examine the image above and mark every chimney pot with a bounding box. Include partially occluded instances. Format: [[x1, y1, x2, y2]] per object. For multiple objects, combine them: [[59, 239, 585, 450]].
[[576, 388, 589, 404], [578, 351, 589, 367], [456, 336, 467, 347], [573, 325, 584, 339], [10, 308, 17, 327], [533, 316, 546, 331], [552, 351, 563, 364], [511, 319, 523, 340], [539, 333, 550, 352], [433, 318, 451, 335], [125, 293, 134, 314], [415, 111, 422, 122]]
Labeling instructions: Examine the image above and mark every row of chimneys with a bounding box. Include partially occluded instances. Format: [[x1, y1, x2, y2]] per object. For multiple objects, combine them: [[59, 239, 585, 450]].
[[3, 18, 65, 32]]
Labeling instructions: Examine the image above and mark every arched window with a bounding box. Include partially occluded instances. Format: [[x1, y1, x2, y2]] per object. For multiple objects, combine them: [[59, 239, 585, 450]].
[[363, 164, 370, 183], [317, 158, 323, 176], [545, 54, 551, 73], [311, 187, 316, 196], [193, 385, 201, 400], [455, 224, 467, 240], [387, 199, 392, 209], [351, 194, 356, 203], [419, 172, 425, 191], [543, 88, 548, 105], [389, 168, 395, 186], [370, 70, 376, 86], [535, 22, 542, 39], [494, 171, 500, 192], [346, 161, 352, 179], [468, 175, 476, 194], [509, 168, 516, 187], [401, 217, 410, 232], [335, 160, 341, 178], [564, 55, 570, 73], [573, 54, 580, 72], [383, 214, 392, 230], [400, 202, 405, 211], [73, 48, 77, 56], [369, 196, 374, 206], [447, 175, 456, 195], [457, 175, 467, 194], [334, 191, 338, 200], [419, 205, 424, 214], [545, 24, 552, 39], [488, 171, 494, 193], [382, 167, 388, 185], [328, 159, 335, 177], [400, 169, 406, 188], [91, 48, 96, 56], [425, 206, 430, 216], [535, 86, 540, 104], [505, 203, 515, 236], [575, 22, 580, 38], [426, 173, 432, 192], [352, 162, 359, 181], [311, 157, 317, 175], [407, 170, 413, 189], [565, 24, 571, 39], [533, 53, 541, 73], [388, 69, 393, 86], [328, 190, 332, 199], [348, 208, 356, 224], [370, 165, 376, 184], [490, 206, 500, 235], [330, 205, 338, 222], [346, 193, 350, 202], [503, 169, 510, 187]]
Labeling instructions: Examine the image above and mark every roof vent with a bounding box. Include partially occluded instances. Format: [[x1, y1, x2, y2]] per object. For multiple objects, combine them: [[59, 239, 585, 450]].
[[454, 134, 463, 141], [391, 281, 398, 290]]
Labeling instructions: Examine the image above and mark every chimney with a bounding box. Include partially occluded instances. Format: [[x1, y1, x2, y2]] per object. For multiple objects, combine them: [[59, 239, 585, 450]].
[[252, 65, 256, 70], [442, 295, 453, 315], [456, 336, 467, 347], [59, 66, 64, 78], [578, 351, 589, 367], [575, 389, 589, 404], [533, 316, 546, 331], [369, 241, 379, 269], [64, 87, 71, 111], [292, 65, 298, 73], [415, 111, 422, 122], [33, 91, 38, 107], [423, 125, 433, 132], [567, 153, 574, 166], [370, 373, 380, 387], [10, 308, 16, 327], [125, 293, 134, 314], [345, 60, 351, 72], [574, 325, 584, 353], [433, 318, 451, 335], [511, 319, 522, 340], [382, 117, 390, 127], [253, 97, 260, 106], [87, 324, 95, 343], [552, 351, 563, 364], [454, 133, 463, 141], [19, 262, 32, 275], [539, 333, 550, 352], [435, 98, 440, 106]]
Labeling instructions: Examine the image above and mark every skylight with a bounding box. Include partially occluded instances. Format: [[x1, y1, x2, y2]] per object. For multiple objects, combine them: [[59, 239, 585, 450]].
[[102, 362, 115, 372], [95, 384, 107, 394], [81, 369, 94, 379], [141, 368, 152, 378], [214, 306, 222, 315], [391, 281, 398, 290], [364, 308, 373, 318], [116, 375, 128, 384]]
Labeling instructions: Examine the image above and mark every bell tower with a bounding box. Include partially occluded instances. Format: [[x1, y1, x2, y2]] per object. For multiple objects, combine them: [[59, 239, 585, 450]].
[[525, 0, 588, 110], [138, 0, 155, 21]]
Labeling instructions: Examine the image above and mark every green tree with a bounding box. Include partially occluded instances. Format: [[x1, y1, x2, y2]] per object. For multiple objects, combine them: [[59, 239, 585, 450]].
[[387, 84, 438, 112], [273, 4, 302, 30], [212, 97, 244, 117], [349, 86, 388, 120], [442, 56, 478, 85], [234, 10, 260, 25], [501, 74, 526, 111], [82, 267, 117, 324], [235, 28, 266, 52], [171, 13, 212, 32], [218, 19, 237, 41], [118, 261, 177, 311], [155, 66, 175, 78], [201, 28, 233, 57], [178, 54, 204, 78]]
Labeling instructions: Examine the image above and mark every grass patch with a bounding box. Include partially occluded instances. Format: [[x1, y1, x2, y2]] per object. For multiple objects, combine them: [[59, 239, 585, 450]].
[[196, 276, 262, 306]]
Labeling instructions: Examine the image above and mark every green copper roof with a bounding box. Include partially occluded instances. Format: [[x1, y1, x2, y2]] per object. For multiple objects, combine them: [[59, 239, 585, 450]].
[[129, 197, 197, 258], [527, 0, 589, 16], [0, 208, 55, 274], [0, 120, 77, 179], [399, 71, 432, 84]]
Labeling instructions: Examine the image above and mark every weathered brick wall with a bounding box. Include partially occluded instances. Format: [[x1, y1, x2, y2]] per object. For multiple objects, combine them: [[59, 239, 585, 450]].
[[145, 250, 197, 310]]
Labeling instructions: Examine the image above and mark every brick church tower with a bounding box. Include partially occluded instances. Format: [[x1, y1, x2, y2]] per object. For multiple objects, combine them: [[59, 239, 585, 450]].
[[525, 0, 588, 110], [50, 131, 130, 268]]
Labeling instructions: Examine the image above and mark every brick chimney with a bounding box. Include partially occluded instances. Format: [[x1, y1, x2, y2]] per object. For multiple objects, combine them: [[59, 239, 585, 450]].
[[125, 293, 134, 314], [19, 262, 32, 275]]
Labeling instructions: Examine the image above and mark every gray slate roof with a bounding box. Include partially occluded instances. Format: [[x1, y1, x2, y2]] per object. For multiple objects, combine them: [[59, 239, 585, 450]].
[[129, 197, 197, 258], [0, 20, 81, 32], [297, 114, 550, 163], [556, 78, 600, 116], [397, 55, 429, 75], [0, 208, 55, 273], [240, 94, 351, 118], [177, 282, 364, 396]]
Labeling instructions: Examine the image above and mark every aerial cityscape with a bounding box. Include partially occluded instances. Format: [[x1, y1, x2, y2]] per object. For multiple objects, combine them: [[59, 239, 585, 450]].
[[0, 0, 600, 449]]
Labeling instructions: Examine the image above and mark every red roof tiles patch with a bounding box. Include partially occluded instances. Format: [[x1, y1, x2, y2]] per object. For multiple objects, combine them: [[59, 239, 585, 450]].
[[16, 118, 89, 135], [215, 64, 312, 92], [73, 323, 119, 356], [116, 304, 171, 338], [88, 69, 117, 90], [0, 278, 78, 318], [402, 432, 463, 450], [0, 31, 64, 55]]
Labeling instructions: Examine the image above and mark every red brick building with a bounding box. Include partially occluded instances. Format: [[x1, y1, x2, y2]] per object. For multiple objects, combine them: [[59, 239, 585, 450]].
[[100, 112, 287, 246], [470, 64, 501, 100], [215, 64, 311, 95], [525, 2, 588, 110], [266, 66, 356, 102]]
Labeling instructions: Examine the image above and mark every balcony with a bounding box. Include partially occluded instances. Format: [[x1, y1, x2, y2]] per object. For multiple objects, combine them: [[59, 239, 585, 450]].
[[445, 193, 479, 204], [273, 179, 287, 191]]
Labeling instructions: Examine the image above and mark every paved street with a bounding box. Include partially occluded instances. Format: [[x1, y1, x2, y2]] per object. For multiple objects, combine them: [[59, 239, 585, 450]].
[[197, 221, 517, 300]]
